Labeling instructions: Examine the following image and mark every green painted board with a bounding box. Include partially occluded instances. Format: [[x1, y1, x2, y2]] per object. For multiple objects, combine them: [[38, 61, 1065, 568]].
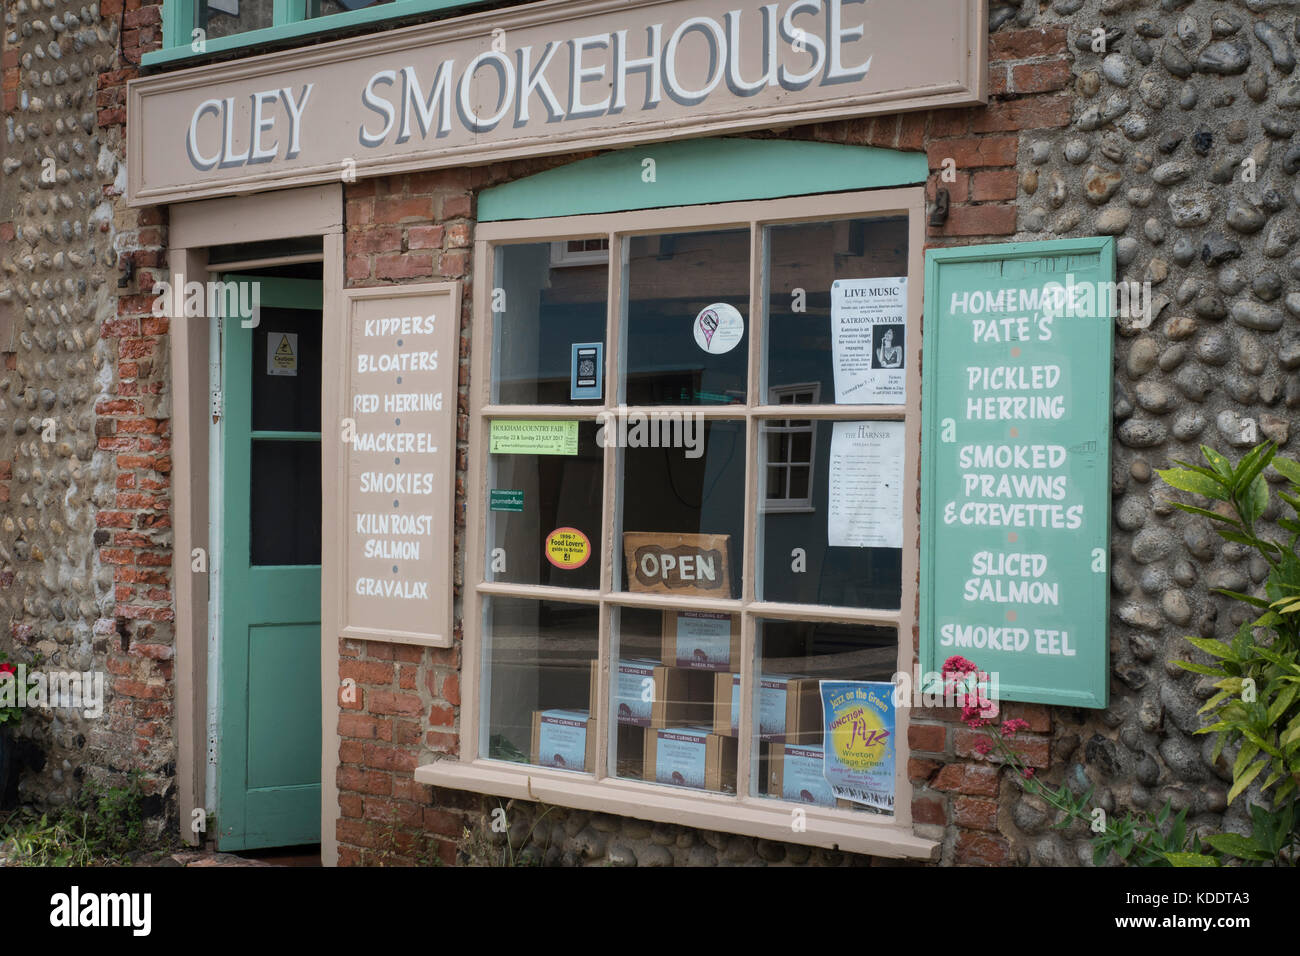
[[477, 138, 928, 222], [920, 238, 1114, 709]]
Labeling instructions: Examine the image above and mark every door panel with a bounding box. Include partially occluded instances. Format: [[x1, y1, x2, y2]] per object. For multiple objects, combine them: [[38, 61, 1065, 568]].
[[218, 274, 323, 851], [247, 623, 322, 789]]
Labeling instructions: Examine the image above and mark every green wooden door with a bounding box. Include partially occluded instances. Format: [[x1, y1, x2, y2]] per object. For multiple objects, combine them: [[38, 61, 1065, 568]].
[[217, 274, 323, 850]]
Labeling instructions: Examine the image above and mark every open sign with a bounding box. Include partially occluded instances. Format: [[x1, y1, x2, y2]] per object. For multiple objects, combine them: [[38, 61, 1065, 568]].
[[623, 532, 731, 596]]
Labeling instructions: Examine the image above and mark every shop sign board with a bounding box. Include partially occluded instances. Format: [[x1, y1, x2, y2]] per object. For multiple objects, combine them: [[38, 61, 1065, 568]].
[[127, 0, 986, 205], [920, 238, 1114, 709], [342, 282, 459, 646]]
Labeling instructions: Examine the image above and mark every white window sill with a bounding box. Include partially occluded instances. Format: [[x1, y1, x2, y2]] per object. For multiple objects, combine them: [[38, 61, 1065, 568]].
[[414, 758, 939, 861]]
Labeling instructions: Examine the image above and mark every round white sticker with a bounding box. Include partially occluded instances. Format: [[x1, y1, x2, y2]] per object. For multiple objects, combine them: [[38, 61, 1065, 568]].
[[693, 302, 744, 355]]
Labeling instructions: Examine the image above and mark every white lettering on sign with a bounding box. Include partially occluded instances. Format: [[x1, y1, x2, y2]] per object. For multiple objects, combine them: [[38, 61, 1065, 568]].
[[638, 551, 717, 583], [133, 0, 984, 204], [930, 263, 1106, 664], [344, 286, 459, 644], [186, 85, 313, 171], [348, 0, 872, 149]]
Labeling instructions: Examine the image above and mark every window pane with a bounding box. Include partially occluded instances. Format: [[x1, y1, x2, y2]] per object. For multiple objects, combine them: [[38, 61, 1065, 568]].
[[609, 606, 738, 794], [619, 419, 745, 599], [765, 217, 909, 403], [486, 420, 602, 590], [788, 467, 809, 500], [200, 0, 274, 39], [310, 0, 394, 17], [252, 307, 321, 432], [250, 440, 321, 565], [760, 420, 903, 608], [766, 466, 784, 499], [482, 596, 598, 772], [750, 619, 896, 815], [623, 230, 749, 406], [493, 242, 607, 405]]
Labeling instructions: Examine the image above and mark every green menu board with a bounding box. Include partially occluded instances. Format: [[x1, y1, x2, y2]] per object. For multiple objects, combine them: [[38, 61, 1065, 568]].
[[921, 238, 1114, 709]]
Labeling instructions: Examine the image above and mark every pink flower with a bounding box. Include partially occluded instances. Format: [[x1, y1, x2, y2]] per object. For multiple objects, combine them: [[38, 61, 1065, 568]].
[[973, 737, 993, 756], [1001, 718, 1030, 737], [942, 656, 978, 678], [1022, 767, 1035, 779]]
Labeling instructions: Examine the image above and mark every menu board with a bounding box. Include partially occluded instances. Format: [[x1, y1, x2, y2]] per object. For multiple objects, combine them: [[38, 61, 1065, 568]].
[[342, 283, 459, 646], [920, 239, 1113, 708]]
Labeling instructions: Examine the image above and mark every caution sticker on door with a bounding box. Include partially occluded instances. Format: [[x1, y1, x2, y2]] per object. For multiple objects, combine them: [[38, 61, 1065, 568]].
[[268, 332, 298, 377], [544, 527, 591, 569]]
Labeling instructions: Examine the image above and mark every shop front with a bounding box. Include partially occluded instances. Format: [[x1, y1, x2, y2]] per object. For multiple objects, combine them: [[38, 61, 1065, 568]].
[[13, 0, 1270, 868], [119, 0, 993, 864]]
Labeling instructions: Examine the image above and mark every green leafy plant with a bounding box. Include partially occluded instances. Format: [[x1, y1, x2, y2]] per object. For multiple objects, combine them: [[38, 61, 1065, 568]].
[[1156, 441, 1300, 866], [0, 811, 97, 866], [0, 771, 158, 866]]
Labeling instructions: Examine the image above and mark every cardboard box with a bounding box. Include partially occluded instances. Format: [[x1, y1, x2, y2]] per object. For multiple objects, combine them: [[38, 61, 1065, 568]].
[[661, 610, 741, 671], [712, 673, 740, 736], [589, 658, 659, 727], [769, 743, 837, 807], [712, 674, 818, 741], [590, 659, 714, 728], [651, 666, 715, 728], [643, 726, 738, 792], [530, 709, 596, 773], [783, 678, 824, 746], [624, 532, 731, 596]]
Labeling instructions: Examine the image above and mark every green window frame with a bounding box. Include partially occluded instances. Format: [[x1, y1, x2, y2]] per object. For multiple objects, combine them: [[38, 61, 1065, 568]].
[[146, 0, 480, 66]]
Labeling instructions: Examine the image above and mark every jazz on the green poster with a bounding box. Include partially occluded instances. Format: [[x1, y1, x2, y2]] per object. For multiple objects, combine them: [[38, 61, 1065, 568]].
[[490, 419, 579, 455], [819, 680, 895, 811]]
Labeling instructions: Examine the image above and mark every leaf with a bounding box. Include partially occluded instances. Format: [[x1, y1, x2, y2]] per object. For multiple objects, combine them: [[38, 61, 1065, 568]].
[[1202, 445, 1235, 480], [1233, 441, 1276, 497], [1175, 504, 1242, 528], [1176, 659, 1231, 678], [1185, 636, 1239, 659], [1209, 590, 1271, 610], [1271, 456, 1300, 486], [1240, 728, 1284, 760], [1163, 852, 1219, 867], [1239, 474, 1270, 527], [1170, 503, 1240, 525], [1158, 467, 1229, 500], [1280, 715, 1300, 750], [1174, 459, 1234, 484], [1266, 684, 1300, 726], [1205, 832, 1272, 861], [1233, 741, 1261, 780], [1228, 759, 1268, 805]]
